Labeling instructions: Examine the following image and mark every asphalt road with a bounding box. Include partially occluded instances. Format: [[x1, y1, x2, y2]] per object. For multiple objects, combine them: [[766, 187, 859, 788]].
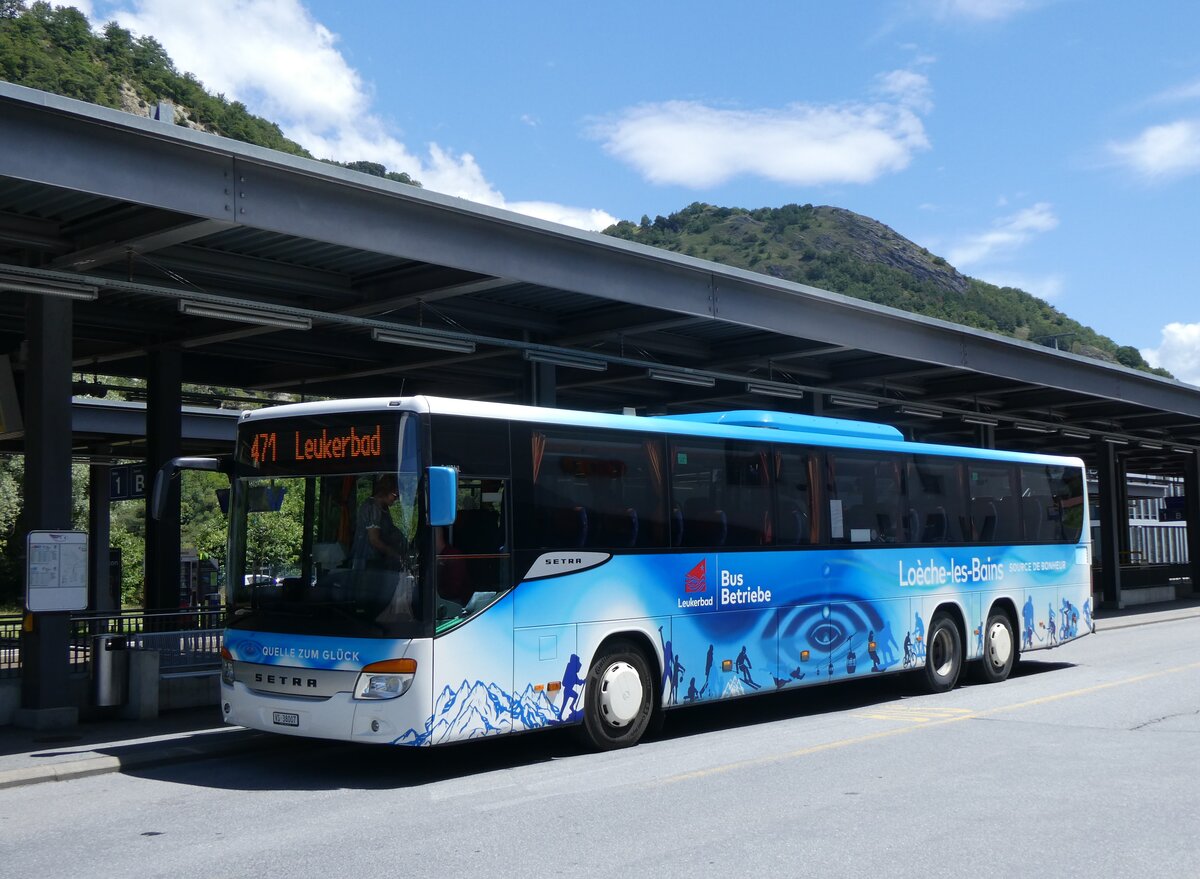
[[3, 618, 1198, 878]]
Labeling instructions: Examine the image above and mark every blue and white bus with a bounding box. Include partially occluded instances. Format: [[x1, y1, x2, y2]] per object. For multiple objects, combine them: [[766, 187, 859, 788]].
[[192, 395, 1091, 750]]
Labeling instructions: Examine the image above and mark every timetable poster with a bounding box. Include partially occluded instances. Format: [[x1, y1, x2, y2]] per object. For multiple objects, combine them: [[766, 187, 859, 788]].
[[26, 530, 88, 612]]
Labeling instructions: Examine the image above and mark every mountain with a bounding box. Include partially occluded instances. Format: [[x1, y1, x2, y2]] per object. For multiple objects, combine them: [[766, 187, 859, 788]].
[[603, 203, 1170, 377]]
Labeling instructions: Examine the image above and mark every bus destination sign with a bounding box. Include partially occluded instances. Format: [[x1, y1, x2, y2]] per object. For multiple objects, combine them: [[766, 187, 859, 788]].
[[237, 416, 401, 475]]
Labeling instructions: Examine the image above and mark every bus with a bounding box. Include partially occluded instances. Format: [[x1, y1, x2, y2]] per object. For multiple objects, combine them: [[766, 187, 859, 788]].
[[163, 395, 1092, 750]]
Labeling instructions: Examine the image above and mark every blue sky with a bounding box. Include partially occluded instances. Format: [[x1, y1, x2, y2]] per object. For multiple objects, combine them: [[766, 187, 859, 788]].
[[80, 0, 1200, 383]]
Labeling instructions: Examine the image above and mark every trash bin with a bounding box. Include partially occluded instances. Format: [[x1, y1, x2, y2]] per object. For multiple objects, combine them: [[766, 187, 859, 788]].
[[91, 634, 129, 707]]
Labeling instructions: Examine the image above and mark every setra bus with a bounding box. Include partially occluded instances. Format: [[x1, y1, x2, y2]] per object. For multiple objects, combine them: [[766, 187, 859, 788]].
[[160, 395, 1092, 750]]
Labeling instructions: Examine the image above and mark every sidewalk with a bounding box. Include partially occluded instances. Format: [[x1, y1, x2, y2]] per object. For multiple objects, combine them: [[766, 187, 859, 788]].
[[0, 705, 276, 790], [1, 596, 1198, 791]]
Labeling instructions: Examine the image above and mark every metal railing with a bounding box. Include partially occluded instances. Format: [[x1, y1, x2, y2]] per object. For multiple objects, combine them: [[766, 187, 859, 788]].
[[0, 608, 227, 678]]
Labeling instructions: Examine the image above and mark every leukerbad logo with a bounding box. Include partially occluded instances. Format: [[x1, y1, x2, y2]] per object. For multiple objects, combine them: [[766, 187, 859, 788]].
[[684, 559, 707, 593]]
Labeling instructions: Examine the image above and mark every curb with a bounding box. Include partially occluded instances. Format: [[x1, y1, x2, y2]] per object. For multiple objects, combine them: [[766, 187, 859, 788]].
[[0, 728, 275, 791], [1096, 608, 1200, 632]]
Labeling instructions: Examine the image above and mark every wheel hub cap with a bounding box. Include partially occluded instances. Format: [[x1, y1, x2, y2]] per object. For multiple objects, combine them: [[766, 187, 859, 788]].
[[598, 661, 643, 727], [987, 621, 1013, 668]]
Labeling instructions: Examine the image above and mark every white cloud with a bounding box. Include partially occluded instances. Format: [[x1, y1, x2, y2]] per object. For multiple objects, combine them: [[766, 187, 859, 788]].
[[1150, 78, 1200, 105], [978, 271, 1064, 301], [592, 71, 931, 188], [947, 202, 1058, 268], [1143, 323, 1200, 386], [1107, 119, 1200, 181], [92, 0, 615, 230], [932, 0, 1037, 21]]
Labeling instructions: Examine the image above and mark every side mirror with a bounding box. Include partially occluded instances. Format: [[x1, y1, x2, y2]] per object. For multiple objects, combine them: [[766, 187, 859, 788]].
[[151, 456, 230, 520], [427, 466, 458, 526]]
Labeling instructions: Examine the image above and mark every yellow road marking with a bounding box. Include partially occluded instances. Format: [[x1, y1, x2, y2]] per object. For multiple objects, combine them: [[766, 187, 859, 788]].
[[853, 705, 973, 723], [658, 660, 1200, 787]]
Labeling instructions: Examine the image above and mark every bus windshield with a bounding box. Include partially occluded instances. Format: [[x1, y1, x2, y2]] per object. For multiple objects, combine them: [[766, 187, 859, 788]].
[[227, 412, 426, 638]]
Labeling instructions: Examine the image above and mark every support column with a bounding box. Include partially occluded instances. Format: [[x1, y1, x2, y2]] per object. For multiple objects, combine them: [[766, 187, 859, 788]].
[[530, 360, 556, 408], [17, 295, 76, 728], [88, 452, 116, 612], [1185, 452, 1200, 596], [976, 424, 996, 450], [144, 348, 181, 611], [1095, 440, 1124, 608]]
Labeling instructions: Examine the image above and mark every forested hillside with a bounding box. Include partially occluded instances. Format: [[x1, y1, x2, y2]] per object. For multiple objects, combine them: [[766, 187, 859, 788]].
[[0, 1, 419, 184], [604, 203, 1169, 376]]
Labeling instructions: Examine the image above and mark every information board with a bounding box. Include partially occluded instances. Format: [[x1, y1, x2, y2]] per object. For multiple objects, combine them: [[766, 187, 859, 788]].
[[26, 530, 88, 612]]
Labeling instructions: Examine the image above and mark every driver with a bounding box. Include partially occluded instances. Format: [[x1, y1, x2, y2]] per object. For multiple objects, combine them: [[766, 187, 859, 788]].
[[350, 474, 408, 570]]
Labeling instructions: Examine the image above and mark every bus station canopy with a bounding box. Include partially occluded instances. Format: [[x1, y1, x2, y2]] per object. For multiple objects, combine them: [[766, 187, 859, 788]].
[[1, 81, 1199, 474]]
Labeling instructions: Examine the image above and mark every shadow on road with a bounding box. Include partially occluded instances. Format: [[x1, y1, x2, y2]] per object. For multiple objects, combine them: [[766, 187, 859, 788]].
[[127, 659, 1074, 793]]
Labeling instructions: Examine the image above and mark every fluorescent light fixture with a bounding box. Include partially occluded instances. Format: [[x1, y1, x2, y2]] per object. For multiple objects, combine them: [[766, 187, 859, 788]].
[[1014, 422, 1055, 434], [1102, 436, 1129, 445], [647, 368, 715, 388], [1172, 447, 1195, 455], [1060, 429, 1090, 440], [828, 394, 878, 409], [371, 327, 475, 354], [962, 414, 999, 427], [0, 277, 98, 301], [745, 380, 806, 400], [179, 300, 312, 330], [1139, 441, 1163, 450], [897, 405, 942, 420], [523, 350, 607, 372]]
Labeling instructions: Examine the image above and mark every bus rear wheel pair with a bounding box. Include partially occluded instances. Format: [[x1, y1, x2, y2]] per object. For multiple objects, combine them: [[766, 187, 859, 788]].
[[921, 609, 1016, 694]]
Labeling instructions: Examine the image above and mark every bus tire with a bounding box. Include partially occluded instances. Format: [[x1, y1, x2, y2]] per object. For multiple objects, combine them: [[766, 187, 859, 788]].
[[577, 640, 654, 751], [922, 612, 962, 693], [976, 610, 1015, 684]]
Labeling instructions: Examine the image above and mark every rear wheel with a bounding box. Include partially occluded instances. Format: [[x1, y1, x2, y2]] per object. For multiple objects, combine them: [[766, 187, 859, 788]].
[[976, 610, 1016, 683], [922, 613, 962, 693], [577, 641, 655, 750]]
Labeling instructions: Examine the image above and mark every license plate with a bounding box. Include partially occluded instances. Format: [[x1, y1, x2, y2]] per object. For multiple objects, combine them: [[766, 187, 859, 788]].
[[272, 711, 300, 727]]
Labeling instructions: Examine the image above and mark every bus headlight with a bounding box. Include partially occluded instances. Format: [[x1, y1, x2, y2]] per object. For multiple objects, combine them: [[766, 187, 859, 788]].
[[220, 647, 235, 686], [353, 658, 417, 701]]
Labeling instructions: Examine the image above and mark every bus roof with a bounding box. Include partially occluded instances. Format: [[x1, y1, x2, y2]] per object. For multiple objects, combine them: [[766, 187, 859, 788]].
[[239, 395, 1085, 469]]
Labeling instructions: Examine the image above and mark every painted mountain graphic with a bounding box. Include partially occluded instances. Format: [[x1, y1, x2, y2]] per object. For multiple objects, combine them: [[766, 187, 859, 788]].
[[394, 678, 572, 745]]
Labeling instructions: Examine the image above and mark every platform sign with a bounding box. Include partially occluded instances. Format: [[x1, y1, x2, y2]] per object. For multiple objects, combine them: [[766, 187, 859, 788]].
[[109, 463, 147, 501], [26, 530, 88, 612]]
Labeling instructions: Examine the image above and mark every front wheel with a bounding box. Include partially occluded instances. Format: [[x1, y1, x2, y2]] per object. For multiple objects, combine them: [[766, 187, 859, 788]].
[[975, 610, 1016, 683], [577, 641, 655, 751], [921, 613, 962, 693]]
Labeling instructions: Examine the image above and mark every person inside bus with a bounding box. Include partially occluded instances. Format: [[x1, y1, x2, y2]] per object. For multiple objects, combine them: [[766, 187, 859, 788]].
[[435, 526, 472, 606], [351, 474, 408, 570]]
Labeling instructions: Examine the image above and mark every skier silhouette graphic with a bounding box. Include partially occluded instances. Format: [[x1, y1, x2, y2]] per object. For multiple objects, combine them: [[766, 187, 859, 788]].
[[701, 643, 714, 695], [736, 646, 760, 689]]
